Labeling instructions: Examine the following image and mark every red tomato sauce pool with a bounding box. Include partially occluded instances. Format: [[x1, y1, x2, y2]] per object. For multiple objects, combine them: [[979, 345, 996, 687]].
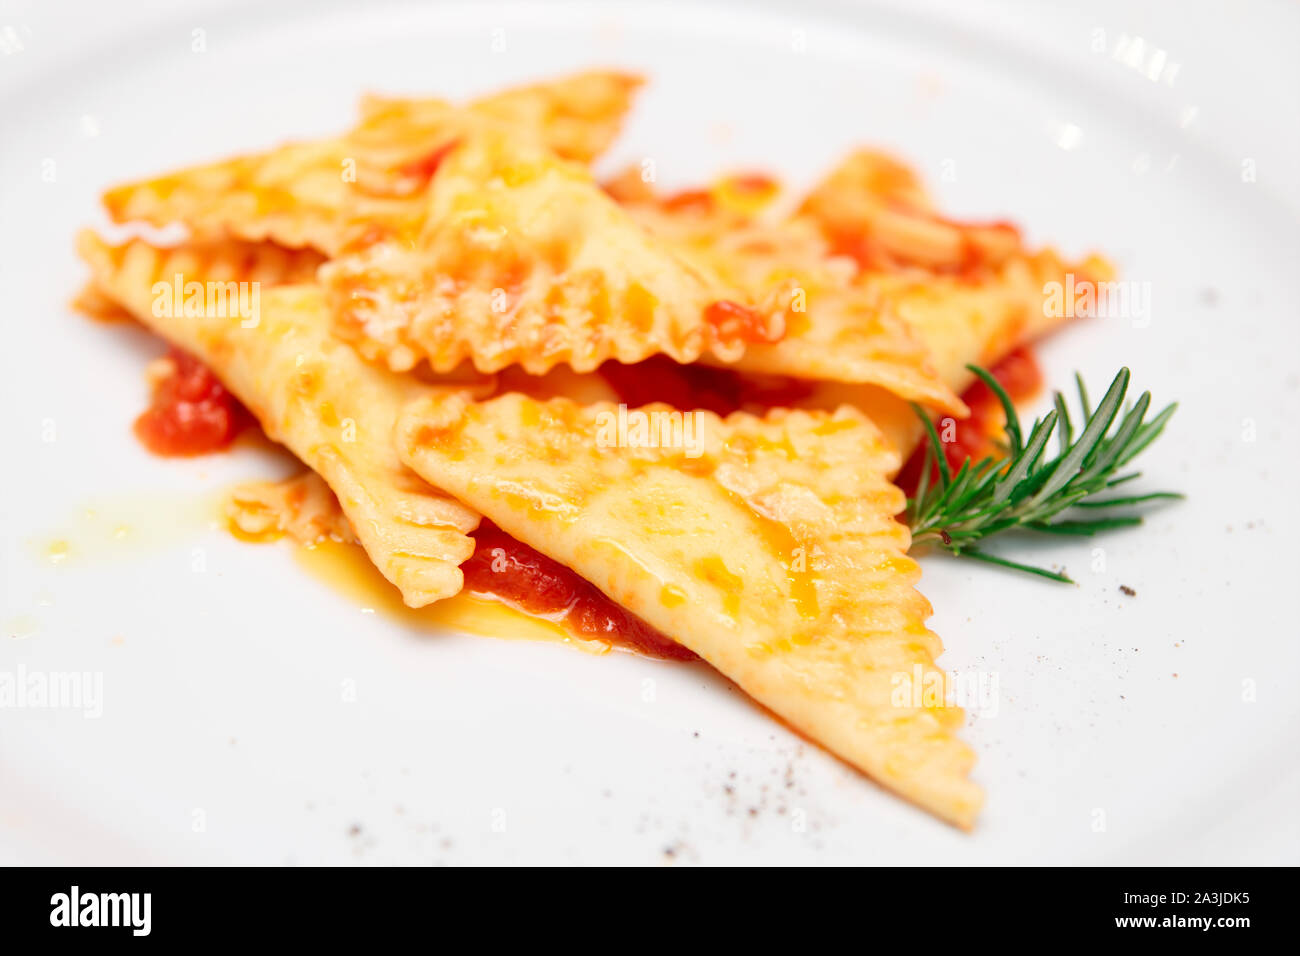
[[599, 354, 813, 416], [463, 522, 698, 662]]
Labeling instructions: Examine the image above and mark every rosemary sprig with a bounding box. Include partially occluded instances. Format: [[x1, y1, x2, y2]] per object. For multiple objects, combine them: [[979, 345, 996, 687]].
[[905, 366, 1181, 583]]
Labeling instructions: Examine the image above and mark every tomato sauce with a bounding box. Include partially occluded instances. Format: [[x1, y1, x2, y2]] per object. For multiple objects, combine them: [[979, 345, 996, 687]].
[[463, 521, 698, 661], [727, 173, 779, 195], [660, 188, 714, 214], [133, 347, 251, 456], [394, 139, 459, 185], [599, 355, 813, 416], [896, 346, 1043, 495], [703, 299, 781, 345], [823, 229, 898, 274], [824, 207, 1022, 280]]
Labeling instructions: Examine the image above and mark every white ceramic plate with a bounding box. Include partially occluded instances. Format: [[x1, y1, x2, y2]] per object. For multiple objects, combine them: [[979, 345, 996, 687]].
[[3, 0, 1298, 865]]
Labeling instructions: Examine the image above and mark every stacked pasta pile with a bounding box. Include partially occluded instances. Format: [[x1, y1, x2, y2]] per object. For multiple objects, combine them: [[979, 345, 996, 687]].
[[78, 71, 1107, 828]]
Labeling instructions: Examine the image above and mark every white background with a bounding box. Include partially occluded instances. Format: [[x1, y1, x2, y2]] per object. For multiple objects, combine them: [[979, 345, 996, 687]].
[[2, 0, 1298, 864]]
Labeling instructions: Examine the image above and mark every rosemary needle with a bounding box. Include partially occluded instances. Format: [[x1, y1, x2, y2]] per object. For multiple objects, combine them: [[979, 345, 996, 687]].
[[905, 365, 1181, 583]]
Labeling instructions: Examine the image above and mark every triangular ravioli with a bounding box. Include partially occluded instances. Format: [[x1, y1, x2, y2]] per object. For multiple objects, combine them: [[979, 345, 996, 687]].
[[623, 202, 970, 416], [321, 129, 790, 376], [102, 70, 642, 255], [795, 147, 1113, 388], [226, 471, 356, 546], [76, 232, 479, 606], [395, 392, 982, 827], [797, 149, 1022, 273], [792, 248, 1109, 460], [618, 166, 1110, 459], [804, 242, 1115, 464], [322, 132, 965, 414], [357, 69, 643, 169]]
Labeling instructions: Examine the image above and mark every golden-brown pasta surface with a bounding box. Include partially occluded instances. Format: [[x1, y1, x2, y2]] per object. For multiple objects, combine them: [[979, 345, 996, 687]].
[[396, 392, 982, 827], [77, 232, 479, 606], [102, 70, 643, 255]]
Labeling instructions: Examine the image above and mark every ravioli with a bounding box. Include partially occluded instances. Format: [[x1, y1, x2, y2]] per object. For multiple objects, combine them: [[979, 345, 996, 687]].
[[321, 129, 793, 376], [358, 69, 643, 168], [76, 232, 479, 606], [225, 472, 356, 546], [74, 70, 1139, 829], [324, 134, 965, 414], [620, 167, 1110, 459], [102, 70, 643, 255], [797, 149, 1023, 273], [395, 392, 982, 828], [625, 203, 968, 416], [795, 148, 1112, 388], [786, 249, 1106, 459]]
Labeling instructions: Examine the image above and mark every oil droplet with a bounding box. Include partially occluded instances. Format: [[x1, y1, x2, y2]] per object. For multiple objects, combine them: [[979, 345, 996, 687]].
[[29, 492, 224, 566], [6, 615, 40, 639]]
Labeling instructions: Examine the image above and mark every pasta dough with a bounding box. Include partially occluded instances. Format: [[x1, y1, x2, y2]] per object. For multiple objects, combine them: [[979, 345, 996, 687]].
[[77, 232, 479, 606], [102, 70, 643, 255], [396, 392, 982, 827]]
